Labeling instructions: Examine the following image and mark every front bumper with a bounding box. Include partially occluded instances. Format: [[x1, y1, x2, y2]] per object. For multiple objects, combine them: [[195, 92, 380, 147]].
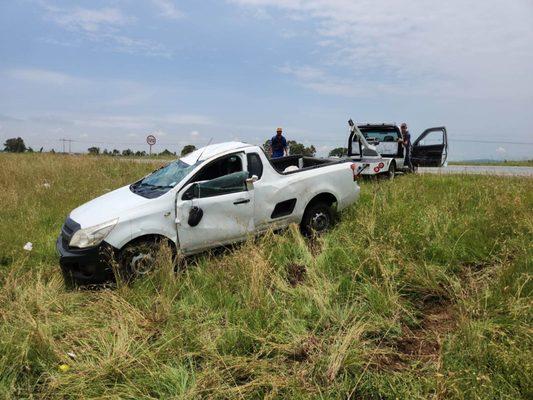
[[56, 235, 116, 286]]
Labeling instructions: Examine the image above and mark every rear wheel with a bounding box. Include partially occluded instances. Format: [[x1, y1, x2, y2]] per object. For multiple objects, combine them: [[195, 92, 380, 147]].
[[300, 202, 334, 236]]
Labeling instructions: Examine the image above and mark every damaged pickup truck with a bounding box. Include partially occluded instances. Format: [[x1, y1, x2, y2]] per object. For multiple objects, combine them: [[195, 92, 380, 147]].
[[57, 142, 360, 286]]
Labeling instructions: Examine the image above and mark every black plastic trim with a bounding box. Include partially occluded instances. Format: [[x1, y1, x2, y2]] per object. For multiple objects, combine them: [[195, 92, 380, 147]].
[[271, 198, 297, 219]]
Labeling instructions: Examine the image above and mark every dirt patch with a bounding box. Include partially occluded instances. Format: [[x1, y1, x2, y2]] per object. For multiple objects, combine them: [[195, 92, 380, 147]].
[[458, 260, 501, 297], [372, 300, 457, 371], [306, 237, 323, 257], [287, 264, 307, 287], [461, 261, 492, 273], [287, 335, 321, 362]]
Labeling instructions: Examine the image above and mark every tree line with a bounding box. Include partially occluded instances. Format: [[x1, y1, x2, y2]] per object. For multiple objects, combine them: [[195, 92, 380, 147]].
[[2, 137, 199, 157], [4, 137, 348, 158]]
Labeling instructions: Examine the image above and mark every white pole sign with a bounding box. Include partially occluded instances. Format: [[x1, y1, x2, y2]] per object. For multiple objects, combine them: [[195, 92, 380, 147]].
[[146, 135, 156, 155]]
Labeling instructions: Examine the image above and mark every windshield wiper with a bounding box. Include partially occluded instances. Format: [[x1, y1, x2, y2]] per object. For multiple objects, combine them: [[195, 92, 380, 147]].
[[139, 182, 174, 189]]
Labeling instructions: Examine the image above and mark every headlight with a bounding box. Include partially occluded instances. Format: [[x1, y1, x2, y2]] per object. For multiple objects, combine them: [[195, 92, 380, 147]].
[[69, 219, 118, 249]]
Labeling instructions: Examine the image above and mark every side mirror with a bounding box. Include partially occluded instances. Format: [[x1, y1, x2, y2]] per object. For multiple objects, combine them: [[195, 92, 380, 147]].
[[188, 206, 203, 227]]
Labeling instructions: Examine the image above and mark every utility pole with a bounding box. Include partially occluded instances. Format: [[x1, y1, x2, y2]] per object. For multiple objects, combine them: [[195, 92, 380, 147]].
[[59, 138, 73, 153]]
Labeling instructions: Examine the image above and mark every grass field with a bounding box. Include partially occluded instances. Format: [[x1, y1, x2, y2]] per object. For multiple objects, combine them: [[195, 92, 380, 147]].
[[0, 153, 532, 399]]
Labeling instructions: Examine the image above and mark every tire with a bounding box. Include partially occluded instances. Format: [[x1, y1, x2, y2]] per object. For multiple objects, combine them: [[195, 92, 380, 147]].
[[381, 161, 395, 180], [118, 237, 170, 282], [300, 202, 334, 236]]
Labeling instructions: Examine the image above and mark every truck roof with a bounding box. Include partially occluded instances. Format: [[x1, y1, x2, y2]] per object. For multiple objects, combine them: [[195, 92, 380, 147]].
[[180, 141, 251, 164], [358, 123, 398, 128]]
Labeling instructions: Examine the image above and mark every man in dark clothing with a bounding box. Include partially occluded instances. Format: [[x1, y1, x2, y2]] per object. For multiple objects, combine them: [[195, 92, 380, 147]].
[[399, 122, 413, 171], [270, 127, 288, 158]]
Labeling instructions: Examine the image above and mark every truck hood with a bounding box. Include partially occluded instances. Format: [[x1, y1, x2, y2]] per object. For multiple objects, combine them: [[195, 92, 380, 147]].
[[69, 185, 151, 228]]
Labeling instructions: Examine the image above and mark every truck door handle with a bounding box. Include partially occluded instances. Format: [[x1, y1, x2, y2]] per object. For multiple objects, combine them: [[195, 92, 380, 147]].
[[233, 199, 250, 205]]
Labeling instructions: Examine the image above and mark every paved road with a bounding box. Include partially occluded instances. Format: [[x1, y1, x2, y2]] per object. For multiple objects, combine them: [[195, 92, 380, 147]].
[[124, 158, 533, 177], [419, 165, 533, 177]]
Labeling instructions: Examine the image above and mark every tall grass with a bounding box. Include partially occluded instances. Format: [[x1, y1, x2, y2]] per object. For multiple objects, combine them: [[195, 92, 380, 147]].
[[0, 153, 531, 399]]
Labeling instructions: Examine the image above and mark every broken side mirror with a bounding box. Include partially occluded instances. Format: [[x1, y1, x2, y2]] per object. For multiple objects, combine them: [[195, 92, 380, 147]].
[[188, 206, 203, 227]]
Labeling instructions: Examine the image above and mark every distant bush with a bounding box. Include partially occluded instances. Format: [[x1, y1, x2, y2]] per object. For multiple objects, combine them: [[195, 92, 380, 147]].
[[3, 137, 26, 153]]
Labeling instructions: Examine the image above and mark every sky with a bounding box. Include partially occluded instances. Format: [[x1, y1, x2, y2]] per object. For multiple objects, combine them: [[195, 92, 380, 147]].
[[1, 0, 532, 159]]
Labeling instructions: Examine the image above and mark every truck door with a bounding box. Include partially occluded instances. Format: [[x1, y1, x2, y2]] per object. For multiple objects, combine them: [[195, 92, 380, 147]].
[[175, 171, 254, 253], [411, 127, 448, 167]]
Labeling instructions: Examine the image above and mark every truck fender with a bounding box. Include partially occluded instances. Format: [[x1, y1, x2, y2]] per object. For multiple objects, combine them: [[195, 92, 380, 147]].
[[301, 192, 338, 222]]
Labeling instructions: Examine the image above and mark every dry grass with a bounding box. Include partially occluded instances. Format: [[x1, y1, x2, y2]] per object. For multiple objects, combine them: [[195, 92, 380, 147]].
[[0, 153, 532, 399]]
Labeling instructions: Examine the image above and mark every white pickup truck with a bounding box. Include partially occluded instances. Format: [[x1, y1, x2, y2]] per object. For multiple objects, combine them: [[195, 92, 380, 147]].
[[57, 142, 360, 286]]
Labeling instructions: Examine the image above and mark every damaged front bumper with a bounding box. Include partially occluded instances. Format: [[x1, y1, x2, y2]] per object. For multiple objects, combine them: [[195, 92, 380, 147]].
[[56, 235, 116, 287]]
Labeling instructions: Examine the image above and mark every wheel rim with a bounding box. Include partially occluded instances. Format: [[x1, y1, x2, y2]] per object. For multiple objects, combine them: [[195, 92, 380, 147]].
[[311, 211, 329, 231], [130, 252, 155, 275]]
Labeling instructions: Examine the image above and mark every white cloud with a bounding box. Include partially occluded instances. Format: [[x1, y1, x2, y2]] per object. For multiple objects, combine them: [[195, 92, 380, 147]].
[[40, 3, 171, 57], [190, 130, 200, 137], [151, 0, 185, 20], [7, 68, 83, 86], [234, 0, 533, 99], [152, 129, 168, 137], [496, 146, 507, 155], [102, 34, 172, 58], [68, 114, 214, 130], [44, 6, 133, 33]]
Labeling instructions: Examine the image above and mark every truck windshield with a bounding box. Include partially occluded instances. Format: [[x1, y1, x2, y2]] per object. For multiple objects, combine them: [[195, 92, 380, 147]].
[[359, 128, 398, 142], [130, 159, 200, 198]]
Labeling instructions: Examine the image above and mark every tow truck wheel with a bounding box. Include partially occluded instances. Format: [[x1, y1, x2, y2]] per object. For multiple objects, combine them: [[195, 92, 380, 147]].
[[382, 162, 395, 180], [378, 161, 396, 180], [301, 202, 333, 236]]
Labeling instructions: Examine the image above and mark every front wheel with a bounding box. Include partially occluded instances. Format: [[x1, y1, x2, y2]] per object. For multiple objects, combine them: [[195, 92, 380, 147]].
[[118, 237, 171, 282], [300, 202, 334, 236]]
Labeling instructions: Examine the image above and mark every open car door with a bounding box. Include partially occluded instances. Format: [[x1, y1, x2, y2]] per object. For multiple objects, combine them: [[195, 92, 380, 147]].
[[411, 127, 448, 167]]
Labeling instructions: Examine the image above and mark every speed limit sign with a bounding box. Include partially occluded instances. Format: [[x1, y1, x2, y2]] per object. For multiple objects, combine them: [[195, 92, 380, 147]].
[[146, 135, 157, 145], [146, 134, 156, 155]]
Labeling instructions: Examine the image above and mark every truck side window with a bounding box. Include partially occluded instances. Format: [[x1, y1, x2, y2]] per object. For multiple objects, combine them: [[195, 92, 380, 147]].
[[192, 154, 243, 182], [246, 153, 263, 179]]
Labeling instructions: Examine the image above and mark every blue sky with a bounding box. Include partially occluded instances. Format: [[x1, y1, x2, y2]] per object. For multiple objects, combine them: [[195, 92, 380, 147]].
[[1, 0, 532, 159]]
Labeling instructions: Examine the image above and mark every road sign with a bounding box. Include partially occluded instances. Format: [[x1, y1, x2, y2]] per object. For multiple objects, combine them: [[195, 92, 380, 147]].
[[146, 134, 157, 155], [146, 135, 157, 145]]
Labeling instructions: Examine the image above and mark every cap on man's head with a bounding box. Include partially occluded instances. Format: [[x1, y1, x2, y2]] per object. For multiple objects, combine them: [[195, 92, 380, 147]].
[[400, 123, 407, 129], [276, 127, 283, 133]]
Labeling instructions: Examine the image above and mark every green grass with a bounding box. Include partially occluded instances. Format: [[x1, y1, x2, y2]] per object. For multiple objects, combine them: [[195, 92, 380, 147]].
[[0, 153, 532, 399]]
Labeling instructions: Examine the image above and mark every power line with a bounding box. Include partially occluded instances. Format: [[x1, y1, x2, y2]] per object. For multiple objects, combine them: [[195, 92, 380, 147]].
[[57, 137, 533, 148]]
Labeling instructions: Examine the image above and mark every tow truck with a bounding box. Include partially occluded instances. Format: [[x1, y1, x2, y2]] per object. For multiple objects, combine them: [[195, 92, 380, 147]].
[[346, 120, 448, 179]]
